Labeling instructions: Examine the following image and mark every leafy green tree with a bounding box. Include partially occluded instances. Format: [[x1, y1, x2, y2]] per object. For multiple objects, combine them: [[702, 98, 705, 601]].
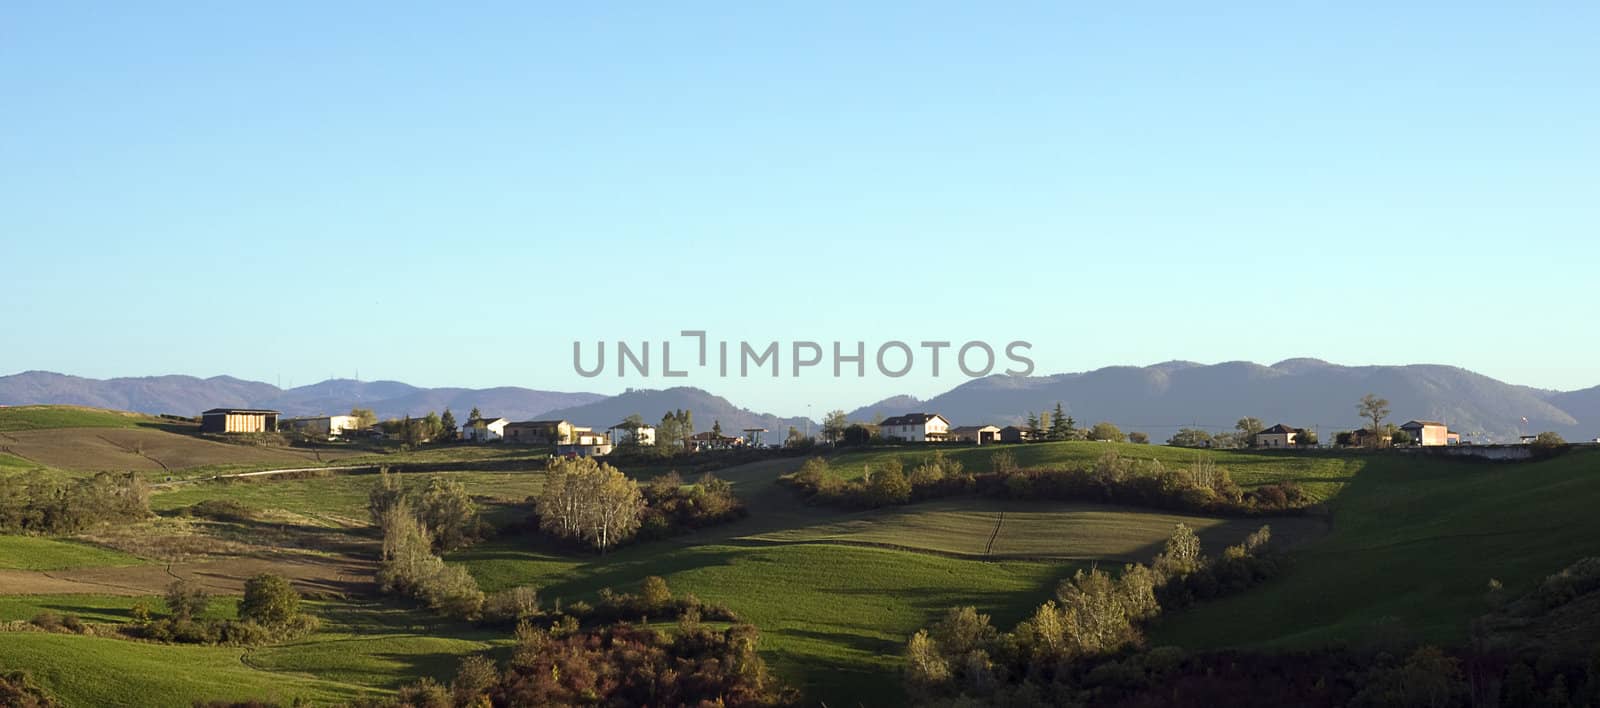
[[1129, 431, 1150, 444], [822, 409, 849, 443], [1088, 421, 1126, 442], [1358, 394, 1390, 446], [1236, 417, 1265, 444], [1167, 428, 1213, 448], [868, 467, 912, 506], [1025, 412, 1041, 441], [439, 408, 458, 442], [711, 420, 723, 439], [1532, 431, 1567, 448], [165, 579, 210, 620], [350, 407, 377, 429], [417, 477, 481, 553], [1048, 403, 1068, 441], [239, 573, 302, 627], [467, 407, 482, 423]]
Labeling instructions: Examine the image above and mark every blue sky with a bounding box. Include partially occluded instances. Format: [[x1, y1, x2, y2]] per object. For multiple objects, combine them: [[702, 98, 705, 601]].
[[3, 2, 1597, 415]]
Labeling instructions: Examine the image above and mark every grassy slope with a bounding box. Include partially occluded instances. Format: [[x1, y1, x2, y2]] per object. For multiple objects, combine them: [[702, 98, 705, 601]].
[[0, 405, 166, 432], [823, 441, 1363, 501], [0, 633, 372, 706], [456, 540, 1072, 705], [1153, 449, 1600, 648], [0, 536, 146, 570], [150, 471, 546, 527]]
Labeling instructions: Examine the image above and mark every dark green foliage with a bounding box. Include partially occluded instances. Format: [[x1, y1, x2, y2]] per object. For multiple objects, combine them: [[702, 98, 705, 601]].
[[0, 471, 150, 533], [181, 499, 255, 522], [785, 450, 1309, 516], [239, 574, 301, 627], [634, 472, 747, 542], [142, 574, 318, 646]]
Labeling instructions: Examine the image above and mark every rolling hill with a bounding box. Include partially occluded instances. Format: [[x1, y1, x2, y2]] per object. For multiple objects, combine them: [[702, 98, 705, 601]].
[[534, 386, 815, 437], [850, 359, 1595, 443], [0, 372, 604, 422]]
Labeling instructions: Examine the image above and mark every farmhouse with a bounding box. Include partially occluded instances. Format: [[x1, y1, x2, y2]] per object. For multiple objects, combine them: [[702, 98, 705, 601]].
[[1254, 424, 1299, 448], [558, 428, 614, 457], [880, 413, 952, 442], [607, 422, 657, 447], [999, 425, 1035, 444], [200, 408, 279, 434], [504, 419, 574, 445], [951, 424, 1001, 445], [461, 416, 509, 442], [1400, 420, 1461, 446], [685, 431, 744, 452], [282, 414, 361, 440]]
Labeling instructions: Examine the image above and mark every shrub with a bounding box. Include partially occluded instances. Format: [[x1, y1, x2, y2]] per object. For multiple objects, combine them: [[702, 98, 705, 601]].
[[184, 499, 255, 522], [239, 574, 301, 627], [0, 670, 60, 707], [483, 586, 542, 624], [165, 579, 211, 620]]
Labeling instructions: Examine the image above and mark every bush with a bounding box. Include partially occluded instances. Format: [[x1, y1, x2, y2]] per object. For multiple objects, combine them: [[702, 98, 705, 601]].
[[483, 586, 542, 625], [183, 499, 255, 522], [239, 574, 301, 627]]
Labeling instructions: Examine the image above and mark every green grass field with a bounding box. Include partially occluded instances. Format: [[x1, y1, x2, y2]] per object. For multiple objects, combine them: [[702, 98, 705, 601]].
[[0, 536, 147, 570], [0, 405, 170, 432], [822, 441, 1363, 501], [5, 428, 1596, 707], [150, 470, 546, 527], [455, 540, 1075, 705], [0, 451, 43, 471], [1153, 448, 1600, 649]]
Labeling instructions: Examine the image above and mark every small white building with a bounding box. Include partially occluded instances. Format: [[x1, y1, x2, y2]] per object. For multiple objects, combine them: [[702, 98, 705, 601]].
[[282, 414, 361, 440], [1253, 424, 1299, 449], [558, 427, 614, 457], [461, 417, 509, 442], [880, 413, 952, 442], [607, 422, 657, 447]]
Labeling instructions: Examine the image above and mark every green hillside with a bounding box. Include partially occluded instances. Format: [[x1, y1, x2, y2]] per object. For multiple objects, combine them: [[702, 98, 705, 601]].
[[0, 405, 170, 432], [1154, 448, 1600, 648], [0, 536, 146, 571]]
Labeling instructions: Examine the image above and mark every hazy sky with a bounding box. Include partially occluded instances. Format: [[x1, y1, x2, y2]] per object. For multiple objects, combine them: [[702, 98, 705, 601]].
[[4, 2, 1597, 416]]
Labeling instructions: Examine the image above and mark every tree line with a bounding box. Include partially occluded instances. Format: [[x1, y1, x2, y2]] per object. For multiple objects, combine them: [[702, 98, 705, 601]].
[[369, 470, 489, 619], [0, 471, 149, 534], [905, 522, 1279, 704], [784, 450, 1310, 516]]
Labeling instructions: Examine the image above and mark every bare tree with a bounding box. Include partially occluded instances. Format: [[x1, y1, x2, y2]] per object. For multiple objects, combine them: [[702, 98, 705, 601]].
[[1358, 394, 1391, 447]]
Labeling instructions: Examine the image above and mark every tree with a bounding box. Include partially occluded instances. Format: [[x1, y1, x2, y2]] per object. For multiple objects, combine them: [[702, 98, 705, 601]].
[[165, 579, 210, 620], [1025, 412, 1041, 441], [1236, 417, 1265, 445], [868, 467, 912, 506], [1048, 403, 1068, 441], [239, 573, 302, 627], [1358, 394, 1391, 446], [841, 424, 873, 446], [822, 410, 849, 443], [1167, 428, 1213, 448], [1088, 421, 1126, 442], [422, 412, 443, 442], [1295, 428, 1318, 447], [350, 408, 377, 429], [784, 426, 811, 448], [658, 411, 682, 449], [535, 457, 645, 553], [467, 407, 483, 423], [439, 409, 458, 442], [1129, 432, 1150, 444], [1532, 431, 1567, 449], [711, 420, 723, 440], [417, 476, 481, 553]]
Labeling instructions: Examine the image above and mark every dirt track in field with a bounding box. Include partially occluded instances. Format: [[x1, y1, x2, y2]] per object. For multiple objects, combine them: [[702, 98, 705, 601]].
[[0, 555, 376, 597]]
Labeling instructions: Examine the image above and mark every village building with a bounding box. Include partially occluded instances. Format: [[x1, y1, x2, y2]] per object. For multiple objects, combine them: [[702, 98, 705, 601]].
[[1253, 423, 1299, 448], [685, 431, 744, 452], [607, 422, 657, 447], [879, 413, 952, 442], [200, 408, 279, 434], [281, 414, 361, 440], [461, 417, 509, 442], [998, 425, 1035, 444], [504, 419, 575, 445], [1400, 420, 1462, 446], [951, 424, 1001, 445]]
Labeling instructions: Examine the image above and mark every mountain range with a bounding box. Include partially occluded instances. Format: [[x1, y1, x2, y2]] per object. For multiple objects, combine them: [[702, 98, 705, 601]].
[[3, 361, 1598, 444]]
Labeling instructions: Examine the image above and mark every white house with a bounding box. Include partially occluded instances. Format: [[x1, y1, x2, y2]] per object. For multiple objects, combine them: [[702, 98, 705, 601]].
[[880, 413, 952, 442], [558, 427, 614, 457], [282, 415, 361, 440], [1253, 424, 1299, 448], [607, 422, 657, 447], [461, 417, 509, 442]]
